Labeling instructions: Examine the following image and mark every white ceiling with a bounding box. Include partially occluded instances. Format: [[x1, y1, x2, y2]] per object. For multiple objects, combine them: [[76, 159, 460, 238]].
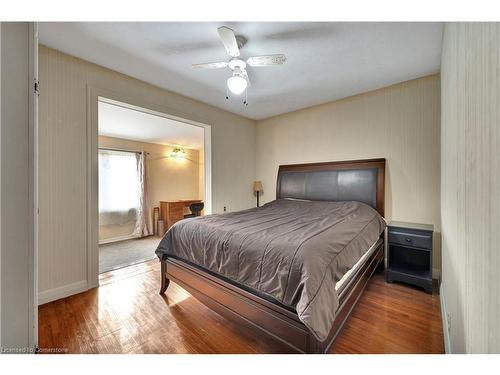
[[98, 101, 204, 149], [39, 22, 443, 120]]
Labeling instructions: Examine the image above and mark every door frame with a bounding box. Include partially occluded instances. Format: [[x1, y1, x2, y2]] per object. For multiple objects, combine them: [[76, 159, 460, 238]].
[[86, 85, 212, 288], [28, 21, 39, 349]]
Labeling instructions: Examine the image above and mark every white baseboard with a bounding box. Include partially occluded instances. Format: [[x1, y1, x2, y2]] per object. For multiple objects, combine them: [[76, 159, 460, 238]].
[[99, 234, 138, 245], [433, 267, 441, 280], [38, 280, 88, 305], [440, 283, 451, 354]]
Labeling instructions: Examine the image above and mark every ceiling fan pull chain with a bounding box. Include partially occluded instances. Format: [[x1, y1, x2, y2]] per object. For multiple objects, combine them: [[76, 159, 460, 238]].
[[244, 87, 248, 106], [225, 85, 229, 100]]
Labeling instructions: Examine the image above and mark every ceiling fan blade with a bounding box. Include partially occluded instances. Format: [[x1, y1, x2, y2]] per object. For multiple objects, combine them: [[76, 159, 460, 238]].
[[217, 26, 240, 57], [192, 61, 228, 70], [246, 54, 287, 67]]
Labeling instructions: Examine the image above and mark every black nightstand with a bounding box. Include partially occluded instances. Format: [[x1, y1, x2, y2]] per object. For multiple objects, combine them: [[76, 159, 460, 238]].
[[386, 221, 433, 294]]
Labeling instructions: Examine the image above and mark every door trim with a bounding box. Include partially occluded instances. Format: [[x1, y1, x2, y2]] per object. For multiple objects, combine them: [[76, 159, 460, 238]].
[[86, 85, 213, 288], [28, 21, 38, 349]]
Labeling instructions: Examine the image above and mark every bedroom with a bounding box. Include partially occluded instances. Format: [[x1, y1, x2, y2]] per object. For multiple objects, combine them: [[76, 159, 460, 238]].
[[0, 1, 499, 372], [97, 99, 206, 273]]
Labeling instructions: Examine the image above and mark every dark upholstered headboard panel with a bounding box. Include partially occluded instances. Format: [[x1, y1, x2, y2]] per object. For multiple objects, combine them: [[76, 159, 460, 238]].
[[276, 158, 386, 216]]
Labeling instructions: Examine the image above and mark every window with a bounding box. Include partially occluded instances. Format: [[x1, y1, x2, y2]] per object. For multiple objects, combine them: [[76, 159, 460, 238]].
[[98, 149, 140, 214]]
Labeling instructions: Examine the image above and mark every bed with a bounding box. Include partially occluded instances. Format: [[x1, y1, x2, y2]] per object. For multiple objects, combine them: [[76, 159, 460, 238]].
[[156, 158, 386, 353]]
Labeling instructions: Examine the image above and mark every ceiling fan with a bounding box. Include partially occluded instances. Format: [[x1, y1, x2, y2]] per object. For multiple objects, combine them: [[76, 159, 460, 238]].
[[192, 26, 287, 103]]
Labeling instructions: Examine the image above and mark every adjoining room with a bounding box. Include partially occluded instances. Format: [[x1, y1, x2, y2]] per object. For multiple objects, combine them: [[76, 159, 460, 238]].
[[97, 99, 206, 273]]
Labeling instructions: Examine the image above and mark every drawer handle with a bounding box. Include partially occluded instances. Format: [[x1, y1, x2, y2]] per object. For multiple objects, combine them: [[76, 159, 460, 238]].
[[405, 237, 412, 243]]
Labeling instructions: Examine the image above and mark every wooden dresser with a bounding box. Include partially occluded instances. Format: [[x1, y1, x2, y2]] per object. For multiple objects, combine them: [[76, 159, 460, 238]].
[[160, 200, 202, 231]]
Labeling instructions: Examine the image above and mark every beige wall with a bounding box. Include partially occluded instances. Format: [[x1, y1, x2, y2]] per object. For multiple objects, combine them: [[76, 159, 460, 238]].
[[38, 45, 256, 303], [441, 23, 500, 353], [98, 136, 202, 241], [256, 75, 441, 276], [1, 22, 36, 350]]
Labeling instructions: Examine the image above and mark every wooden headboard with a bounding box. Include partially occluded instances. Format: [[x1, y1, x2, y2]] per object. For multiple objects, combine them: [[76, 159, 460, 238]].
[[276, 158, 386, 217]]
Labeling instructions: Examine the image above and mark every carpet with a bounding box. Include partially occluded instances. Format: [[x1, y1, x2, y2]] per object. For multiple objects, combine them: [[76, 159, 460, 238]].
[[99, 236, 161, 273]]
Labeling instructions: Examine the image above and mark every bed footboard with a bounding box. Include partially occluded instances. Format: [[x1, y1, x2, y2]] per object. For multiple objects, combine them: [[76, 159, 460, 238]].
[[157, 240, 384, 353]]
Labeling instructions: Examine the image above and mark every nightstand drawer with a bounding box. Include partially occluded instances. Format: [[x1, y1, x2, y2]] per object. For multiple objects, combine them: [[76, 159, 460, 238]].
[[388, 231, 432, 249]]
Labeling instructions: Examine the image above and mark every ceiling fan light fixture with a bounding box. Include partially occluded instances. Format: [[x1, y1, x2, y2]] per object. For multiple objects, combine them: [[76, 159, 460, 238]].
[[170, 147, 187, 159], [192, 26, 286, 100], [227, 73, 247, 95]]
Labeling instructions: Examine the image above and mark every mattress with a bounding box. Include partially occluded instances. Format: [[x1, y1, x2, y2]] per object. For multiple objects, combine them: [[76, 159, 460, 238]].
[[335, 238, 380, 295]]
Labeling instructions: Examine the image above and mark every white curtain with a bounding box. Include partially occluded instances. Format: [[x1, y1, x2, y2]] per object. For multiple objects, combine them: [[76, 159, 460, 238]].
[[133, 152, 153, 237], [98, 149, 151, 238]]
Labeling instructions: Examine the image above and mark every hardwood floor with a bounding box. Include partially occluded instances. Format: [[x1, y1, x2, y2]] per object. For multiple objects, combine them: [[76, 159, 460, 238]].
[[38, 260, 444, 354]]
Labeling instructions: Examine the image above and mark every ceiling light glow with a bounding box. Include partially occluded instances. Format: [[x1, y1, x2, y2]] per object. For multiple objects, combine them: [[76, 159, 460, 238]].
[[170, 147, 187, 159], [227, 74, 248, 95]]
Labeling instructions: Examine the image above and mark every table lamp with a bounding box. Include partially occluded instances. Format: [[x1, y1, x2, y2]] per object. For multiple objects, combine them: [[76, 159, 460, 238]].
[[253, 181, 263, 207]]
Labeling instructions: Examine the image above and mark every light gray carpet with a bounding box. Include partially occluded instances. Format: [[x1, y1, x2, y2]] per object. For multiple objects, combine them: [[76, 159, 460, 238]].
[[99, 236, 161, 273]]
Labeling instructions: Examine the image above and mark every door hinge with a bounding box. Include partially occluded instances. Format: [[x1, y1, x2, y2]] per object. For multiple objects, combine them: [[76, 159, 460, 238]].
[[34, 80, 40, 96]]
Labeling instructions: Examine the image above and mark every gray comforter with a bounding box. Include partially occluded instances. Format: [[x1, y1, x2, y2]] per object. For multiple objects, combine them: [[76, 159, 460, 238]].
[[155, 199, 385, 341]]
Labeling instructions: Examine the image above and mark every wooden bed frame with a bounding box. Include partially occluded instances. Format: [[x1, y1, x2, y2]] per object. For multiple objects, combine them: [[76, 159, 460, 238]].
[[159, 158, 386, 353]]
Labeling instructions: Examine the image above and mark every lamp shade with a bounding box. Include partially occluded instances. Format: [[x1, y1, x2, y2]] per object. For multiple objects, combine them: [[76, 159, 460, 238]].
[[253, 180, 263, 193]]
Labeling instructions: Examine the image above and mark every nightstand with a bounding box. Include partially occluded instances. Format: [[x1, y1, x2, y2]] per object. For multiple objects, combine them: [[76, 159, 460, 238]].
[[386, 221, 433, 294]]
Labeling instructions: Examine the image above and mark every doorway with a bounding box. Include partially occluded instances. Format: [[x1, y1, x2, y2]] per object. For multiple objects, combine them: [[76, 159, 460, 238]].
[[98, 147, 158, 273], [94, 96, 211, 275]]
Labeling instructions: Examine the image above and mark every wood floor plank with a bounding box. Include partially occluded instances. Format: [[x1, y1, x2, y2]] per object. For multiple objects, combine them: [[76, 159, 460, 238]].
[[38, 260, 444, 354]]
